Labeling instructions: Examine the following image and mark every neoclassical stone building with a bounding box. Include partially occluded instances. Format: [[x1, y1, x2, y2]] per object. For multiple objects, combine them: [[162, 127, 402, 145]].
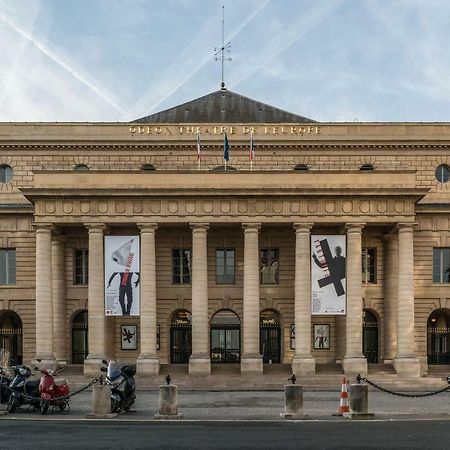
[[0, 89, 449, 378]]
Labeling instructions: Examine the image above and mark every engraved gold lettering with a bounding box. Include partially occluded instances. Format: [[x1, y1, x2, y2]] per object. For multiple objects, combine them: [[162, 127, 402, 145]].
[[316, 126, 321, 134], [242, 126, 251, 134], [138, 126, 145, 134], [186, 126, 194, 134], [290, 126, 297, 134], [229, 126, 235, 134], [308, 126, 315, 133], [179, 126, 184, 134], [129, 126, 136, 134], [272, 126, 278, 134], [298, 127, 306, 135], [220, 126, 227, 133], [280, 126, 288, 134]]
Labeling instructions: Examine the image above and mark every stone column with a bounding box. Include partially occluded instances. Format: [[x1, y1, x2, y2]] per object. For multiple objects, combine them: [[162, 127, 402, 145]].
[[343, 223, 367, 375], [189, 223, 210, 375], [137, 223, 159, 375], [84, 224, 107, 376], [292, 223, 315, 375], [394, 223, 420, 377], [52, 235, 67, 365], [383, 233, 398, 363], [33, 223, 56, 366], [241, 223, 263, 373]]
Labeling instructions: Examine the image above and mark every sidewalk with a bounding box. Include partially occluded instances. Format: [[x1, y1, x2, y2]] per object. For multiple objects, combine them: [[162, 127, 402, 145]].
[[1, 390, 450, 421]]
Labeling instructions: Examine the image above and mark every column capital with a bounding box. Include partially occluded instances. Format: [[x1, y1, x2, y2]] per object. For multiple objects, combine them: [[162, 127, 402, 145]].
[[397, 222, 418, 232], [293, 223, 314, 232], [51, 233, 66, 244], [138, 222, 158, 232], [345, 222, 365, 233], [189, 222, 209, 231], [242, 222, 261, 232], [32, 222, 54, 232], [84, 223, 107, 233]]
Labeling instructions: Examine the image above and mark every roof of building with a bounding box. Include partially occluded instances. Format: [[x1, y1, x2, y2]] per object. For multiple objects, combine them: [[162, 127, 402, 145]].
[[133, 88, 315, 123]]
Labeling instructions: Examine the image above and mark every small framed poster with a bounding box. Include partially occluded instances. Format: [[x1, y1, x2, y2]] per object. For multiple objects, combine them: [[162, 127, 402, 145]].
[[290, 324, 295, 350], [156, 324, 160, 351], [121, 325, 138, 350], [313, 324, 330, 350]]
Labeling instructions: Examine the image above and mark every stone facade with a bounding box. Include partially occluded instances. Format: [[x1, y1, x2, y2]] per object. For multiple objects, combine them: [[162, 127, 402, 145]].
[[1, 119, 450, 378]]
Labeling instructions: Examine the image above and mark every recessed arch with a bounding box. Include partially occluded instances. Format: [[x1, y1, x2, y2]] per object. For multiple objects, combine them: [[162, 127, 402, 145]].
[[0, 310, 23, 365], [141, 164, 156, 172], [260, 309, 281, 363], [427, 308, 450, 365], [170, 309, 192, 363], [360, 163, 375, 171], [72, 310, 88, 364], [363, 309, 379, 363], [293, 163, 309, 171], [211, 309, 240, 363], [211, 165, 238, 171]]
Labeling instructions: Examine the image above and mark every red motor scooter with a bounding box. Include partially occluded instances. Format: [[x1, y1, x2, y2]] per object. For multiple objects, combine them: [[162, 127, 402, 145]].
[[36, 366, 70, 415]]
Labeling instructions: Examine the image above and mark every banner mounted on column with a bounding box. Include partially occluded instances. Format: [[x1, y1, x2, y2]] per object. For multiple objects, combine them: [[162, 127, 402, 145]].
[[311, 235, 346, 315], [105, 236, 140, 316]]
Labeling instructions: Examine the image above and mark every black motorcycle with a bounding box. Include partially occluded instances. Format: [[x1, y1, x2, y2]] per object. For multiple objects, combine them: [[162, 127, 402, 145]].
[[7, 365, 40, 413], [100, 360, 136, 413]]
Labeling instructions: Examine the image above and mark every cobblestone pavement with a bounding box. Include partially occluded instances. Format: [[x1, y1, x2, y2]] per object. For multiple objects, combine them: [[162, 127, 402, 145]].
[[1, 390, 449, 420]]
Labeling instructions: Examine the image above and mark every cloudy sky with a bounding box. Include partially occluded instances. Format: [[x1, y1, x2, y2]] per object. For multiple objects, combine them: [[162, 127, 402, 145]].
[[1, 0, 449, 122]]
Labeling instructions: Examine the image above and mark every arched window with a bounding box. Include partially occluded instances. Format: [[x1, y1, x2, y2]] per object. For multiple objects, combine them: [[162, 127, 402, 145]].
[[211, 309, 240, 363], [0, 165, 13, 183], [360, 164, 375, 171], [260, 309, 281, 363], [293, 164, 308, 171], [141, 164, 156, 172], [0, 310, 23, 365], [170, 309, 192, 363], [74, 164, 90, 171], [211, 165, 238, 171]]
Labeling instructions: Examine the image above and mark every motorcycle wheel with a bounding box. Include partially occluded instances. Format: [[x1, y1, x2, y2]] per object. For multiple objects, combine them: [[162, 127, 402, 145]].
[[111, 397, 121, 413], [40, 400, 49, 415], [7, 397, 17, 413], [58, 401, 66, 412]]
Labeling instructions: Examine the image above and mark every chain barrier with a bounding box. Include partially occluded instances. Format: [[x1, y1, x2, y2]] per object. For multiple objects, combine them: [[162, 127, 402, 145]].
[[1, 377, 100, 404], [356, 374, 450, 398]]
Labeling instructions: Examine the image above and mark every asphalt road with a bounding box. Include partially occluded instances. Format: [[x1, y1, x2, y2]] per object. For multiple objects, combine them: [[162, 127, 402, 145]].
[[0, 420, 449, 449]]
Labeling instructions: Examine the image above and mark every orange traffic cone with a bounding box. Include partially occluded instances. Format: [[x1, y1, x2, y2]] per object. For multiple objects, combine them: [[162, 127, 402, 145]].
[[337, 376, 350, 416]]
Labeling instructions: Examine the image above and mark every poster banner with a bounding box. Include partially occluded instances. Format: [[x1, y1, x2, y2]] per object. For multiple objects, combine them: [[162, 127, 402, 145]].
[[311, 235, 346, 315], [105, 236, 140, 316]]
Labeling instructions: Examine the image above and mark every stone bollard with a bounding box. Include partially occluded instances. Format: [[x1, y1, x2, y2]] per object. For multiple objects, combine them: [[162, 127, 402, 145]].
[[86, 384, 117, 419], [344, 383, 375, 419], [154, 384, 183, 419], [280, 384, 308, 420]]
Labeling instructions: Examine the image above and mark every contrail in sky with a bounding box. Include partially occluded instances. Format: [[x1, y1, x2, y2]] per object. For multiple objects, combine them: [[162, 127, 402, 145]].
[[129, 0, 270, 119], [0, 11, 126, 115], [229, 0, 346, 88]]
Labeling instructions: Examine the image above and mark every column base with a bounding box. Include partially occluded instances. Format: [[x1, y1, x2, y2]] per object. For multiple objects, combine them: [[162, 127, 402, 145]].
[[394, 357, 420, 378], [342, 357, 367, 376], [189, 357, 211, 375], [241, 356, 263, 374], [137, 357, 160, 375], [84, 358, 106, 378], [291, 357, 315, 376], [32, 356, 57, 370]]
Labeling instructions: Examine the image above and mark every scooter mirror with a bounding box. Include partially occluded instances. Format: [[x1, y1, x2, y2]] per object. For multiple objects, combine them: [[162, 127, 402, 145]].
[[102, 360, 108, 365], [100, 367, 107, 372]]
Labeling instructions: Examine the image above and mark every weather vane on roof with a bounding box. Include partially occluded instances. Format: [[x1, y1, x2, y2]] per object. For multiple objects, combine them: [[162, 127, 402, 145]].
[[214, 6, 231, 90]]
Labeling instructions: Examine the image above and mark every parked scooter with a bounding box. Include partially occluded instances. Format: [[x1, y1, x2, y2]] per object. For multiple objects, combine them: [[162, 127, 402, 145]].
[[100, 360, 136, 413], [36, 366, 70, 415], [7, 365, 40, 413]]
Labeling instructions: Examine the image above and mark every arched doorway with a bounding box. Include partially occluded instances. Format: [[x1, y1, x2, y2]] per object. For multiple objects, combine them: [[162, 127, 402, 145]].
[[0, 311, 22, 366], [170, 309, 192, 364], [72, 310, 88, 364], [363, 310, 378, 363], [260, 309, 281, 363], [427, 309, 450, 365], [210, 310, 240, 363]]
